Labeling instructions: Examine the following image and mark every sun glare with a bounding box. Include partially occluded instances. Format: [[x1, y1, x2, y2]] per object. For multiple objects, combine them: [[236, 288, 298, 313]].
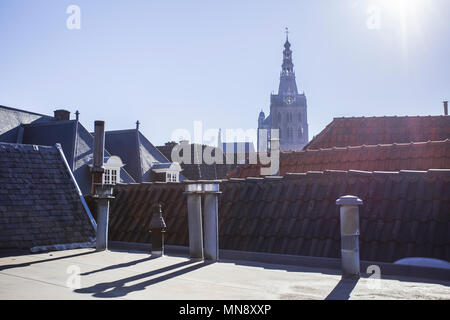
[[381, 0, 432, 27], [378, 0, 434, 58]]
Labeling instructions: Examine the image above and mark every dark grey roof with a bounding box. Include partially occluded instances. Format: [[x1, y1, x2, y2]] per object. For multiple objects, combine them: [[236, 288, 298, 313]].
[[0, 105, 137, 195], [105, 129, 172, 183], [22, 120, 77, 168], [151, 163, 173, 170], [0, 105, 55, 143], [22, 121, 135, 195], [0, 142, 96, 250]]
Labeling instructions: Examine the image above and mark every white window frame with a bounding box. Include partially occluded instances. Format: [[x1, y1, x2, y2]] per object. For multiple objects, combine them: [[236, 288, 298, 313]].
[[103, 168, 119, 185], [166, 172, 178, 182]]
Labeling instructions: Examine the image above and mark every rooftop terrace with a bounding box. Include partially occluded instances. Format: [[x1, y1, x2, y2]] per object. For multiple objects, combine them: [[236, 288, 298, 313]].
[[0, 245, 449, 300]]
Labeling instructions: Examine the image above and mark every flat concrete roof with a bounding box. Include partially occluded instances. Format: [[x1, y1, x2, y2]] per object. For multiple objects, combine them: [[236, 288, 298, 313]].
[[0, 248, 449, 300]]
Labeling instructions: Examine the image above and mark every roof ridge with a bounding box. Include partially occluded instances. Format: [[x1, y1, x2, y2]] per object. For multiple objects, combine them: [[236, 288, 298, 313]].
[[0, 105, 54, 119], [332, 115, 447, 120], [105, 129, 136, 134], [0, 142, 57, 152], [23, 120, 74, 127], [288, 139, 450, 154]]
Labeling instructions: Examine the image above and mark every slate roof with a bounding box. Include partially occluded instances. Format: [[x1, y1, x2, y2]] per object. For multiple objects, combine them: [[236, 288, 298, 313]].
[[0, 106, 136, 194], [109, 169, 450, 263], [227, 140, 450, 178], [0, 142, 96, 250], [22, 121, 135, 194], [304, 116, 450, 150], [105, 129, 174, 183], [0, 105, 55, 143], [156, 142, 238, 180]]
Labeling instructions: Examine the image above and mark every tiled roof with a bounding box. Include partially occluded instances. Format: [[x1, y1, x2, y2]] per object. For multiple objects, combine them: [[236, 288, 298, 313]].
[[22, 121, 135, 194], [0, 105, 55, 143], [304, 116, 450, 150], [0, 143, 96, 250], [105, 130, 171, 183], [109, 169, 450, 263], [156, 143, 238, 180], [0, 106, 136, 194], [227, 140, 450, 178]]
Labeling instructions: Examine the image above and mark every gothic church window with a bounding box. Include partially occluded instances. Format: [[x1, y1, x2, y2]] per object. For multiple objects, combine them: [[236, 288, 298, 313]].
[[299, 127, 303, 137]]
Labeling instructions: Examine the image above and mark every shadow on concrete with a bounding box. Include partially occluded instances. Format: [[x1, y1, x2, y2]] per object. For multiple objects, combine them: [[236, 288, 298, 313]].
[[221, 258, 342, 277], [75, 259, 210, 298], [220, 257, 450, 287], [325, 277, 359, 300], [80, 255, 159, 276], [0, 250, 95, 271]]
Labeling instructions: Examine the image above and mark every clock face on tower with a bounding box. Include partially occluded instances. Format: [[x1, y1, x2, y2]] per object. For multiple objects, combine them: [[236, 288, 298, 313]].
[[285, 96, 294, 105]]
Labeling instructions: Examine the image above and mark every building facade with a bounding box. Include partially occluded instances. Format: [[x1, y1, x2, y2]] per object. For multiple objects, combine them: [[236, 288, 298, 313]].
[[258, 30, 309, 151]]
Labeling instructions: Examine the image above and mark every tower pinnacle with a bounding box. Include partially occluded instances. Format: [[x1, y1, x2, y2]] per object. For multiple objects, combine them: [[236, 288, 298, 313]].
[[279, 29, 298, 95]]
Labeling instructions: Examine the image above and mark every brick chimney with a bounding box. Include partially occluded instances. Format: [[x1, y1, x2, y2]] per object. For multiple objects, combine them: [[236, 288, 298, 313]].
[[54, 109, 70, 121], [444, 101, 448, 116]]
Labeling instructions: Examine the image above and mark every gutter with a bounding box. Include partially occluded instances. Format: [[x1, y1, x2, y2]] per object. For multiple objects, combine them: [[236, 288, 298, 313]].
[[55, 143, 97, 232]]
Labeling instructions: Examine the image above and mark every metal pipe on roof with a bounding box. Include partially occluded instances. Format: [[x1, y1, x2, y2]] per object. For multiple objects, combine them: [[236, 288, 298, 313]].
[[94, 184, 114, 251], [185, 183, 204, 260], [150, 204, 166, 257], [336, 195, 363, 278], [444, 101, 448, 116], [90, 120, 114, 252], [93, 121, 105, 170], [203, 183, 221, 261]]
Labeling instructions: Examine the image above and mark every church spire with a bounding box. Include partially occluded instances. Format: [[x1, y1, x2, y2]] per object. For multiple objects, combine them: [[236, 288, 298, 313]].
[[217, 128, 222, 149], [278, 27, 298, 96]]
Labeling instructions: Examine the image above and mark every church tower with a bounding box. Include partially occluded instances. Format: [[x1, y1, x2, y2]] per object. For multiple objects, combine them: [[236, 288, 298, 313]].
[[258, 29, 309, 151]]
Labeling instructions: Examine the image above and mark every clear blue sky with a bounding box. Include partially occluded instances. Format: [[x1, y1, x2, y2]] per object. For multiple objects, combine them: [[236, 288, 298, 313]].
[[1, 0, 449, 146]]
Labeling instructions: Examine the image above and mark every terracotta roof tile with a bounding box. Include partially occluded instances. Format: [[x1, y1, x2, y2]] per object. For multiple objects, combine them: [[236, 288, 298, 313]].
[[110, 169, 450, 263], [227, 140, 450, 179], [304, 116, 450, 150]]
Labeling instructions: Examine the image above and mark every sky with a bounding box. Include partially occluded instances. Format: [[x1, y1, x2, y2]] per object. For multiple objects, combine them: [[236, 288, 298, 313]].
[[0, 0, 449, 146]]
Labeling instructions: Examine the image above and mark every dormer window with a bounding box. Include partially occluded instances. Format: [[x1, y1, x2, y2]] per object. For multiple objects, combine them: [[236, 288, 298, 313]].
[[102, 156, 124, 185], [103, 168, 118, 185], [166, 172, 178, 182], [151, 162, 182, 182]]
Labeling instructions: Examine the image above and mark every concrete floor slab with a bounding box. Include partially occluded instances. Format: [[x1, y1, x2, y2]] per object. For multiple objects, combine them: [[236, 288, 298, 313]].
[[0, 248, 449, 300]]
